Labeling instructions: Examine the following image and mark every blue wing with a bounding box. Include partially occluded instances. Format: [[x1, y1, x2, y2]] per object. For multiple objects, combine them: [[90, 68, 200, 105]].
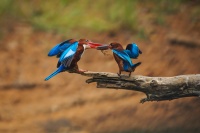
[[59, 41, 79, 67], [125, 43, 140, 58], [123, 61, 132, 71], [48, 39, 73, 57], [112, 49, 133, 67]]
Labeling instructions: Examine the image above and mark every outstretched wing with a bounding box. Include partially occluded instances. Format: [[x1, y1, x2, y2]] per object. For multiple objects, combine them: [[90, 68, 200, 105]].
[[59, 41, 79, 67], [125, 43, 140, 58], [112, 49, 133, 67], [48, 39, 73, 57]]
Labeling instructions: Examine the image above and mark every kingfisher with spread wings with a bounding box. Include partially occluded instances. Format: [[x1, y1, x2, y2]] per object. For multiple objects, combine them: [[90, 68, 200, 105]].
[[97, 42, 142, 77], [45, 39, 103, 81]]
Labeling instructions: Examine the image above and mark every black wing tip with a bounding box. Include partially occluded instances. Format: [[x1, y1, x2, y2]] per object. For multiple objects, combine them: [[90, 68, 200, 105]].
[[139, 49, 142, 54]]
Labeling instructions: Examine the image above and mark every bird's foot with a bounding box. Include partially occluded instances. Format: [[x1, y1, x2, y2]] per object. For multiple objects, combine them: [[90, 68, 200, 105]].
[[128, 73, 132, 77], [117, 73, 122, 78], [78, 69, 88, 73]]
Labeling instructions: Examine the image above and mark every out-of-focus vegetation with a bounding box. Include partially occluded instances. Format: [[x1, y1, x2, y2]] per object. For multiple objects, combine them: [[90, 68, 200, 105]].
[[0, 0, 198, 34]]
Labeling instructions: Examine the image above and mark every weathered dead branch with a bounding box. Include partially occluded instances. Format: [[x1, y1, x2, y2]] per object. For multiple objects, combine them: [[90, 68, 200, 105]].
[[76, 71, 200, 103]]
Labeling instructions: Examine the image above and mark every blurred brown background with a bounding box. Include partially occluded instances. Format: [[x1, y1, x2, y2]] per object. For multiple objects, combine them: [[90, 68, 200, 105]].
[[0, 0, 200, 133]]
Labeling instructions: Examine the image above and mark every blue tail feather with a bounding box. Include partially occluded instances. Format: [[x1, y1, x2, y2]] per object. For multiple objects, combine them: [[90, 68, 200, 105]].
[[123, 62, 141, 72], [45, 65, 65, 81], [131, 62, 141, 68]]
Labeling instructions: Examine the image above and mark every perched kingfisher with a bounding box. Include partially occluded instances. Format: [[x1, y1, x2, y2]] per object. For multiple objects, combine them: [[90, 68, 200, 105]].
[[45, 39, 103, 81], [97, 42, 142, 77]]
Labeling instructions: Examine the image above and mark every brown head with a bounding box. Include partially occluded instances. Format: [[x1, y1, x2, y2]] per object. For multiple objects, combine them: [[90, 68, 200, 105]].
[[78, 38, 90, 44], [109, 42, 124, 50]]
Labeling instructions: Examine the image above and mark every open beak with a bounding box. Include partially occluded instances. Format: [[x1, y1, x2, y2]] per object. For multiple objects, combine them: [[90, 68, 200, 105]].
[[96, 44, 110, 50], [88, 42, 105, 48]]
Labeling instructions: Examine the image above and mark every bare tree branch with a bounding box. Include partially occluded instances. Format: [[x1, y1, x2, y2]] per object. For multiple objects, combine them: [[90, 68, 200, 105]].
[[73, 71, 200, 103]]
